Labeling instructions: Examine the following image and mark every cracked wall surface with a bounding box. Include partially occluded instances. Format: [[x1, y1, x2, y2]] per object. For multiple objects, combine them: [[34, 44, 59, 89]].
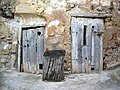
[[0, 0, 120, 71]]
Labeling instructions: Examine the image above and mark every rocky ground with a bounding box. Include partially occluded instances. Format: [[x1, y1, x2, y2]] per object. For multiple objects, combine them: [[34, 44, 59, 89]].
[[0, 67, 120, 90]]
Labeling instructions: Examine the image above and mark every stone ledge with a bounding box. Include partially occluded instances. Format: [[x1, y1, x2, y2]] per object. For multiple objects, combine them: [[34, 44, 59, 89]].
[[106, 62, 120, 70], [69, 13, 112, 18]]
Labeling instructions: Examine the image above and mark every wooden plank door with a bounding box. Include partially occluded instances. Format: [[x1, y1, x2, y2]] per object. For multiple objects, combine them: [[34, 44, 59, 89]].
[[71, 17, 104, 73], [21, 27, 44, 73]]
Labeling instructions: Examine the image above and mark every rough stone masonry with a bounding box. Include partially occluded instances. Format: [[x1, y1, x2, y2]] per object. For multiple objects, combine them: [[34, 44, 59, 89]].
[[0, 0, 120, 71]]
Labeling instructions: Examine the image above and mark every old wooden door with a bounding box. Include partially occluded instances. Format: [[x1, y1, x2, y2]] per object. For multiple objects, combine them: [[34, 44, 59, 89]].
[[71, 17, 104, 73], [21, 27, 44, 73]]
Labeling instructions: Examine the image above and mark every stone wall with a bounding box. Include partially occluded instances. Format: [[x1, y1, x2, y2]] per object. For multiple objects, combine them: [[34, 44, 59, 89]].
[[0, 17, 18, 69], [0, 0, 120, 71], [103, 0, 120, 69]]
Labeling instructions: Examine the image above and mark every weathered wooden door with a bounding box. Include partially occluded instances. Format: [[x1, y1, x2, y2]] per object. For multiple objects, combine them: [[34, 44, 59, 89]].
[[21, 27, 44, 73], [71, 17, 104, 73]]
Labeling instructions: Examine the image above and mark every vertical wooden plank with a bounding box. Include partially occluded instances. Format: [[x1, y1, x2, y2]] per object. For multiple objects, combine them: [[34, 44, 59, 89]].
[[82, 46, 86, 73], [34, 29, 38, 73], [31, 29, 36, 73], [85, 19, 89, 73], [71, 17, 80, 73], [98, 19, 104, 71], [77, 18, 83, 73], [72, 33, 79, 73], [94, 31, 99, 71], [24, 30, 29, 72], [36, 29, 40, 71], [37, 27, 44, 65], [71, 17, 79, 59], [23, 30, 25, 72], [92, 19, 98, 71], [81, 18, 88, 73], [34, 29, 39, 72], [28, 29, 32, 73], [36, 27, 45, 72], [93, 19, 100, 71], [29, 29, 34, 73], [29, 29, 37, 73], [86, 19, 92, 73], [35, 29, 39, 71], [93, 19, 104, 71], [22, 30, 26, 72], [28, 29, 35, 73], [26, 30, 30, 72]]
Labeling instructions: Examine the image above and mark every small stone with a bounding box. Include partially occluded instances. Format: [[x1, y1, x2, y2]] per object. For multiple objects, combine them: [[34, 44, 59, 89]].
[[96, 5, 103, 12], [0, 59, 8, 63], [105, 47, 112, 54], [15, 4, 36, 13], [105, 21, 113, 26], [7, 38, 12, 41], [36, 70, 42, 74], [1, 49, 9, 55], [1, 36, 6, 39], [12, 44, 17, 53], [36, 7, 44, 14], [47, 27, 56, 36], [55, 26, 65, 34], [8, 42, 12, 44], [67, 68, 71, 71]]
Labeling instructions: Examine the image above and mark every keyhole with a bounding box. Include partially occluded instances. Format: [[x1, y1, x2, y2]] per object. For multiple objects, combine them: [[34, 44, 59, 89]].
[[92, 26, 94, 32], [37, 32, 41, 36]]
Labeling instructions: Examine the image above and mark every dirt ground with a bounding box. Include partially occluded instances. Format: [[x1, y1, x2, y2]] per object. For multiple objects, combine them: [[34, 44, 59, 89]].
[[0, 67, 120, 90]]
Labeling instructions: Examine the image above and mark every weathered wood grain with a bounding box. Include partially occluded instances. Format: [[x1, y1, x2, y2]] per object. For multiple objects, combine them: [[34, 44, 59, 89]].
[[21, 27, 45, 73], [71, 17, 104, 73], [71, 17, 80, 73], [43, 50, 65, 81]]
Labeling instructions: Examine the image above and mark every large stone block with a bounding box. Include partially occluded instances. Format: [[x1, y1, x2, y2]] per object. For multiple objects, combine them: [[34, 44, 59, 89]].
[[101, 0, 110, 6], [55, 26, 65, 34], [36, 7, 44, 15], [12, 42, 17, 53], [0, 49, 10, 55], [19, 0, 32, 4], [105, 21, 113, 26], [15, 4, 37, 13], [0, 59, 9, 64]]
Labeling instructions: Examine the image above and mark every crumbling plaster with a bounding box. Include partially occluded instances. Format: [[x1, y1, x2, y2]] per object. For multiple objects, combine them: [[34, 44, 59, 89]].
[[0, 0, 120, 71]]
